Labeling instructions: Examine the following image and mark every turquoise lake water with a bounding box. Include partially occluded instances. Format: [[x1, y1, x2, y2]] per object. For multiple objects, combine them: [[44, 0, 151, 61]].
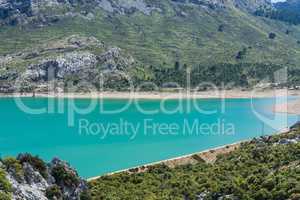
[[0, 97, 299, 178]]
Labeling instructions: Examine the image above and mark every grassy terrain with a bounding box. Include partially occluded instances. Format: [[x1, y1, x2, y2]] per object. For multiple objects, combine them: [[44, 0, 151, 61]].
[[1, 1, 300, 88], [89, 127, 300, 200]]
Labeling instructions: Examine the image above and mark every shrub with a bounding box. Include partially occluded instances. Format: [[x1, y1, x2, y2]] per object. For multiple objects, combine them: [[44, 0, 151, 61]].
[[2, 157, 24, 182], [0, 168, 12, 200], [51, 165, 80, 187], [174, 61, 180, 70], [18, 154, 48, 178], [218, 24, 225, 32], [0, 191, 11, 200], [269, 33, 277, 39], [0, 169, 11, 193], [45, 185, 63, 200], [236, 48, 247, 60], [80, 190, 92, 200]]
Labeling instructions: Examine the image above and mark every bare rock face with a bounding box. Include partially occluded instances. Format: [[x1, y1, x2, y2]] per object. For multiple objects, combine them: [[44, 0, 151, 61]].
[[49, 158, 89, 200], [0, 0, 272, 26], [14, 35, 135, 92], [7, 165, 50, 200], [24, 51, 98, 82], [97, 0, 160, 15], [233, 0, 271, 11], [99, 47, 135, 71], [0, 0, 32, 25], [0, 35, 136, 92], [0, 0, 160, 25], [23, 47, 134, 80], [171, 0, 271, 11]]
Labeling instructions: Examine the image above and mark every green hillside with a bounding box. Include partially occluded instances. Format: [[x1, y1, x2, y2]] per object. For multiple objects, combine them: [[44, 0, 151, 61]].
[[1, 0, 300, 90], [89, 125, 300, 200]]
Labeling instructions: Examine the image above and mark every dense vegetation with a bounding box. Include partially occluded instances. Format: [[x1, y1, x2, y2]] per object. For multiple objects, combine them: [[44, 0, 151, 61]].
[[255, 0, 300, 25], [147, 62, 286, 88], [89, 126, 300, 200]]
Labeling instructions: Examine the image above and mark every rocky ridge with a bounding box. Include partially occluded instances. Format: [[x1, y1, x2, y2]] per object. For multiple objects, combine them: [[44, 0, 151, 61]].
[[0, 154, 89, 200], [0, 0, 159, 25], [171, 0, 271, 11], [0, 35, 136, 93], [0, 0, 272, 26]]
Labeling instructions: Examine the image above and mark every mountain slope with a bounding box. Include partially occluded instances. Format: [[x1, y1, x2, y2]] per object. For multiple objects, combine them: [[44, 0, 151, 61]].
[[0, 0, 300, 91]]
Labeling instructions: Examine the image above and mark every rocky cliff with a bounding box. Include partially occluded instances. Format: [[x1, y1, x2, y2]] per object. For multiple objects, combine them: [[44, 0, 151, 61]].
[[171, 0, 271, 11], [0, 35, 136, 93], [0, 0, 157, 25], [0, 154, 90, 200]]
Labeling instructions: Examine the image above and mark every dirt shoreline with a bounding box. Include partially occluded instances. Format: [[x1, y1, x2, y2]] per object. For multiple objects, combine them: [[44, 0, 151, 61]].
[[87, 128, 291, 182], [0, 89, 299, 99], [87, 142, 242, 182], [274, 99, 300, 115]]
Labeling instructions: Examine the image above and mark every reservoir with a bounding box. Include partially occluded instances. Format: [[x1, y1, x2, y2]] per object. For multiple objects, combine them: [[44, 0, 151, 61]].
[[0, 97, 298, 178]]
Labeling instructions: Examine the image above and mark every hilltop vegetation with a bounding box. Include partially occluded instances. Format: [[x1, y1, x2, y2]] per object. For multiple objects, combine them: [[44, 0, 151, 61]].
[[0, 0, 300, 91], [89, 125, 300, 200]]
